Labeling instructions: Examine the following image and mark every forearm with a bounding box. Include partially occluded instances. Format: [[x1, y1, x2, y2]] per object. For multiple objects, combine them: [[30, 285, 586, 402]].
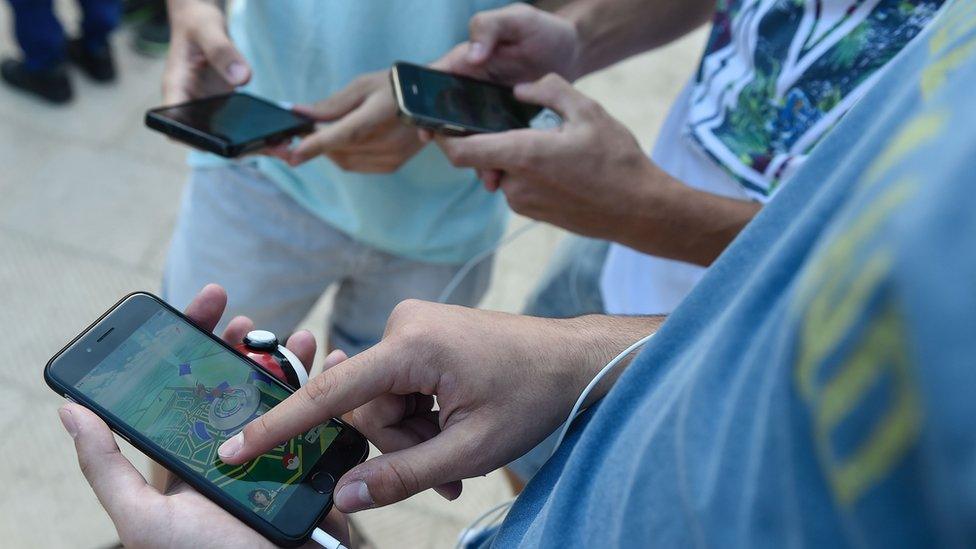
[[559, 0, 716, 77], [555, 314, 665, 406], [615, 174, 761, 267]]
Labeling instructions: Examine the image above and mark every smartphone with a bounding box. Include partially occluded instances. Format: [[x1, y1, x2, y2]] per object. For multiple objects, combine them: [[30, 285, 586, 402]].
[[391, 61, 556, 135], [145, 92, 315, 157], [44, 292, 368, 547]]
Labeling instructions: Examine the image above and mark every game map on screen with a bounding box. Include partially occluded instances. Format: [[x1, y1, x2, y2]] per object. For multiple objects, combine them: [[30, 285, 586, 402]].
[[75, 309, 339, 518]]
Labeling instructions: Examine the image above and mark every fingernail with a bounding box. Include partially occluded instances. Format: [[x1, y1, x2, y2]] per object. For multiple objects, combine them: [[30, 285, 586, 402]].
[[335, 480, 374, 512], [227, 61, 248, 84], [514, 83, 529, 95], [218, 432, 244, 459], [467, 42, 486, 62], [58, 406, 78, 438]]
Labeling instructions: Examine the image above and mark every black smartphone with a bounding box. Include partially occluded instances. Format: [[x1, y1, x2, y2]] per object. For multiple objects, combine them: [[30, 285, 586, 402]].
[[44, 292, 368, 547], [391, 61, 549, 135], [145, 92, 315, 157]]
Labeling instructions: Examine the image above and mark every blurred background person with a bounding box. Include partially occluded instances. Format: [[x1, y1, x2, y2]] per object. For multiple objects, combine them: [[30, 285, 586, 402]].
[[2, 0, 120, 103]]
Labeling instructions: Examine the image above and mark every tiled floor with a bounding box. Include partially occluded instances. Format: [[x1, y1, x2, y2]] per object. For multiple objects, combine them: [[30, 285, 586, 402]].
[[0, 4, 704, 547]]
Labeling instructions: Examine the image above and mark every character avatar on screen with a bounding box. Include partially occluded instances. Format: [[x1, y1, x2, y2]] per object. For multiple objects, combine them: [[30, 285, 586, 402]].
[[74, 310, 339, 518]]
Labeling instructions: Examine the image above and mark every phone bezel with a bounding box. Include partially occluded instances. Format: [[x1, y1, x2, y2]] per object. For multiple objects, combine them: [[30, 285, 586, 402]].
[[44, 292, 368, 547], [390, 61, 542, 135], [144, 92, 315, 158]]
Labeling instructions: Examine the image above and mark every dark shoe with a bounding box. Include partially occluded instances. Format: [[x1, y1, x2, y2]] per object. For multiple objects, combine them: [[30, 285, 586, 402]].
[[0, 59, 72, 104], [67, 38, 116, 82], [133, 10, 170, 58]]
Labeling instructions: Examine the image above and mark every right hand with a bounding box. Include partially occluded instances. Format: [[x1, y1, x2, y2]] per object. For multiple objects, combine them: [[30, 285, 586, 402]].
[[217, 300, 659, 513], [163, 1, 251, 104], [436, 3, 582, 85]]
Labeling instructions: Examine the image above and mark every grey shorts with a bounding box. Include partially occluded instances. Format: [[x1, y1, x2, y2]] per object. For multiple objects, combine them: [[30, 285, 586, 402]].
[[162, 163, 493, 355]]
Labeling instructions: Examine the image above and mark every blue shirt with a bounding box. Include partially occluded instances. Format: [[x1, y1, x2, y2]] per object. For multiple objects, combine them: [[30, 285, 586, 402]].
[[492, 2, 976, 546], [190, 0, 514, 264]]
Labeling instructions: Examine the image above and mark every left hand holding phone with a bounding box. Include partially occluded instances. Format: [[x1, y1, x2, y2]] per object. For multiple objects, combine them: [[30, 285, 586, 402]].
[[265, 70, 425, 172], [57, 284, 354, 549]]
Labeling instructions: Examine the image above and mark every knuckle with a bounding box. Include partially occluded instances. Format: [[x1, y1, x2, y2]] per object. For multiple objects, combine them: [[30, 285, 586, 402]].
[[305, 372, 340, 406], [374, 459, 421, 503], [469, 13, 487, 33], [388, 299, 425, 326], [578, 97, 603, 118], [245, 414, 274, 444], [541, 73, 563, 87]]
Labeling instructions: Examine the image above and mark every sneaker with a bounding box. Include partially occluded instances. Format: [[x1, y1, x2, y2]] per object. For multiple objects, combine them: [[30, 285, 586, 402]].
[[67, 38, 116, 82], [0, 59, 72, 104], [133, 10, 170, 58]]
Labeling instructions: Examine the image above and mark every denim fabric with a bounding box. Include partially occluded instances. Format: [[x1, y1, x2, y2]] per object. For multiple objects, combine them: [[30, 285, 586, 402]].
[[489, 4, 976, 546], [7, 0, 119, 70]]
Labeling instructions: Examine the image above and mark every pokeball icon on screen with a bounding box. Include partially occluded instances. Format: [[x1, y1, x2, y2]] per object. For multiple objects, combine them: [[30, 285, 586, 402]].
[[282, 452, 300, 471]]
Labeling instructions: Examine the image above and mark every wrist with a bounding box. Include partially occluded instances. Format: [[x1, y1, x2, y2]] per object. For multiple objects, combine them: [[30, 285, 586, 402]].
[[553, 315, 663, 404], [558, 5, 596, 79]]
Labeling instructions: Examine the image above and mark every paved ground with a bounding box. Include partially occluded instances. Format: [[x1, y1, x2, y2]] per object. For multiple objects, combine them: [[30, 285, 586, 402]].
[[0, 4, 705, 547]]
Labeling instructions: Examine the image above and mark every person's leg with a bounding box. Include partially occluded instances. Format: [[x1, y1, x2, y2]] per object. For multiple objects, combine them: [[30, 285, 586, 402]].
[[162, 163, 348, 340], [76, 0, 120, 50], [506, 235, 610, 487], [329, 246, 495, 356], [6, 0, 65, 70], [69, 0, 120, 81], [1, 0, 72, 102]]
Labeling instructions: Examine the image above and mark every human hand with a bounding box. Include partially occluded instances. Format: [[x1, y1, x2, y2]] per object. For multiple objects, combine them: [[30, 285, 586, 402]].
[[436, 3, 581, 84], [434, 74, 677, 242], [162, 1, 251, 105], [58, 284, 352, 548], [217, 300, 659, 513], [266, 71, 424, 172]]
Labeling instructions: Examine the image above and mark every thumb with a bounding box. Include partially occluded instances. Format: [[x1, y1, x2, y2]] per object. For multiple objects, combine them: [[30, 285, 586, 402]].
[[59, 404, 154, 522], [332, 425, 476, 512], [295, 75, 372, 122], [514, 73, 591, 120], [192, 22, 250, 86]]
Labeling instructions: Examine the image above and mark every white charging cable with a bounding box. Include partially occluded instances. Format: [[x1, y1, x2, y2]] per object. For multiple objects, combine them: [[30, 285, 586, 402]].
[[311, 527, 347, 549], [437, 221, 540, 304], [453, 332, 655, 548]]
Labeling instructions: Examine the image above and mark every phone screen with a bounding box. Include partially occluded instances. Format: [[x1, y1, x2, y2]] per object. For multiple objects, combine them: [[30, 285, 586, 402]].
[[151, 93, 310, 145], [71, 306, 336, 520], [396, 63, 543, 133]]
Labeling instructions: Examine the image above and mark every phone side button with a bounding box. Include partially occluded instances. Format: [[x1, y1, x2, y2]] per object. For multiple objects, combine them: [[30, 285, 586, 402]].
[[443, 124, 466, 134], [64, 395, 77, 404]]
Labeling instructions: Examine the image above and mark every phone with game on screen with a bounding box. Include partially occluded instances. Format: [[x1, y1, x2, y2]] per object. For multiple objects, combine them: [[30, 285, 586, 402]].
[[44, 292, 368, 547]]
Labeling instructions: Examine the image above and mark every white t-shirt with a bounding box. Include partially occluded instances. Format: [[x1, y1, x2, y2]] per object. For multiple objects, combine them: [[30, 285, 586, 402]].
[[600, 85, 747, 315], [600, 0, 944, 315]]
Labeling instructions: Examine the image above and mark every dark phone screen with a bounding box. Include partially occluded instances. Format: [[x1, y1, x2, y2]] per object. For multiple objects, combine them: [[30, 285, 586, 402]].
[[72, 307, 339, 519], [398, 63, 543, 132], [152, 93, 310, 144]]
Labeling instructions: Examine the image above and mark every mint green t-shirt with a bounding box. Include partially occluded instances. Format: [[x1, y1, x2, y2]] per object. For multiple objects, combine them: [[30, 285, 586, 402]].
[[189, 0, 515, 264]]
